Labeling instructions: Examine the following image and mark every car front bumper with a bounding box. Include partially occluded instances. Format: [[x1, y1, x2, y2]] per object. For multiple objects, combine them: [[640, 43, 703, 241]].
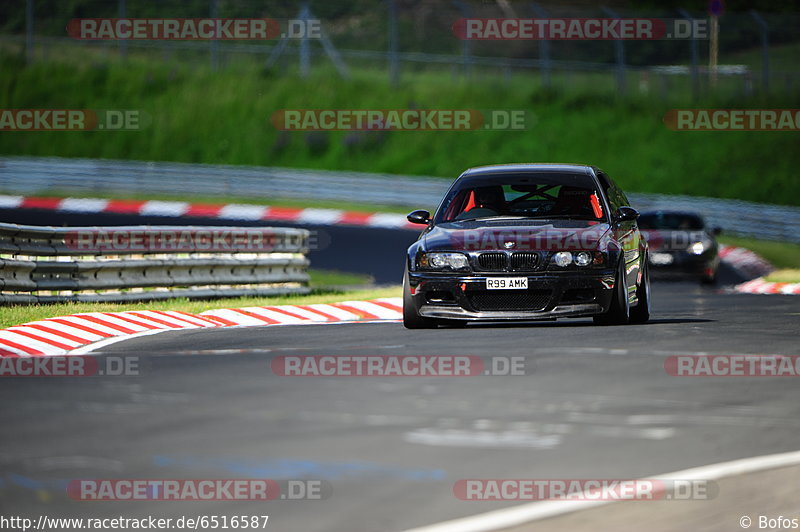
[[648, 250, 718, 277], [407, 270, 617, 321]]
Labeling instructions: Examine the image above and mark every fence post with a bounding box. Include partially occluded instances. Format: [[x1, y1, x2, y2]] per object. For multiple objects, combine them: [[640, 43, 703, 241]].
[[530, 3, 551, 88], [210, 0, 219, 70], [452, 1, 474, 79], [386, 0, 399, 87], [118, 0, 127, 61], [601, 6, 626, 95], [299, 2, 311, 78], [678, 8, 699, 98], [25, 0, 34, 64], [750, 10, 769, 92]]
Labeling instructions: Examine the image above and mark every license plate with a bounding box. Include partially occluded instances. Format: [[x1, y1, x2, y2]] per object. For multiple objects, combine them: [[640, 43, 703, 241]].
[[650, 252, 674, 265], [486, 277, 528, 290]]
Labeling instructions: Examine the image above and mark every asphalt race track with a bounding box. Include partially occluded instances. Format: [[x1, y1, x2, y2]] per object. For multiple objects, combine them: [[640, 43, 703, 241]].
[[2, 280, 799, 531]]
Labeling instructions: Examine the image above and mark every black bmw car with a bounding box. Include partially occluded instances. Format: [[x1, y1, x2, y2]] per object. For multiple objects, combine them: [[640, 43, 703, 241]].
[[402, 164, 650, 328], [638, 211, 721, 284]]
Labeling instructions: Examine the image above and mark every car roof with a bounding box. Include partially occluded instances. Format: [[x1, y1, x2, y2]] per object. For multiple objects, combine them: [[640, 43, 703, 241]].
[[461, 163, 596, 177]]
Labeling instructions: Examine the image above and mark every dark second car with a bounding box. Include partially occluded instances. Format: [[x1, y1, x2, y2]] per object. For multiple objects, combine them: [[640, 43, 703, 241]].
[[638, 211, 721, 284], [402, 164, 650, 328]]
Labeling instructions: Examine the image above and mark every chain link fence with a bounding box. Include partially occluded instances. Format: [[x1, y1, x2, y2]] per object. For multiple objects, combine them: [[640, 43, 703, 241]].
[[2, 1, 799, 96]]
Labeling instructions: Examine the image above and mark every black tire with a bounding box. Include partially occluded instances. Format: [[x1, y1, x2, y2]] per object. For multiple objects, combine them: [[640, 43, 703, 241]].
[[402, 266, 439, 329], [593, 260, 631, 326], [700, 268, 718, 285], [629, 259, 651, 324]]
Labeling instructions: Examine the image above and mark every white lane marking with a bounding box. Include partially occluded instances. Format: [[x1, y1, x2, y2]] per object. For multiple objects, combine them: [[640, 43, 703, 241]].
[[58, 197, 109, 212], [218, 204, 267, 220], [139, 200, 189, 217], [587, 426, 676, 440], [367, 213, 409, 228], [404, 428, 562, 449], [0, 195, 23, 208], [296, 208, 343, 225], [402, 448, 800, 532]]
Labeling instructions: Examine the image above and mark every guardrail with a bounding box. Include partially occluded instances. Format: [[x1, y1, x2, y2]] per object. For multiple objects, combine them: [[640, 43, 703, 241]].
[[0, 222, 310, 304], [1, 156, 798, 243]]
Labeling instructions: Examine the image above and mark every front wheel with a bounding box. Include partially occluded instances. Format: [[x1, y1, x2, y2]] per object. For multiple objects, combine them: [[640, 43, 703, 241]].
[[629, 259, 651, 324], [593, 261, 631, 326], [403, 266, 439, 329]]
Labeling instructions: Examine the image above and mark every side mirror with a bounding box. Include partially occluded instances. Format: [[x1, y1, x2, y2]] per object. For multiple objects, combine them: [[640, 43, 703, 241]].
[[711, 226, 722, 236], [615, 206, 639, 222], [406, 210, 431, 225]]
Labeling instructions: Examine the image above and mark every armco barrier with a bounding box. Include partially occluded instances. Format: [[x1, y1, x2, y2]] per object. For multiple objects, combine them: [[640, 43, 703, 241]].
[[0, 222, 310, 303], [1, 156, 798, 243]]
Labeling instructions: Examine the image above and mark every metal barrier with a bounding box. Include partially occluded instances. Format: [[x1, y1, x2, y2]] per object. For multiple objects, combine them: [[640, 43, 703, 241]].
[[1, 156, 798, 243], [0, 222, 310, 304]]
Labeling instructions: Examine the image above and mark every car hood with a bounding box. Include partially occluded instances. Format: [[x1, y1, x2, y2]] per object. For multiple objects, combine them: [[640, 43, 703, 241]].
[[423, 219, 612, 252], [640, 229, 710, 251]]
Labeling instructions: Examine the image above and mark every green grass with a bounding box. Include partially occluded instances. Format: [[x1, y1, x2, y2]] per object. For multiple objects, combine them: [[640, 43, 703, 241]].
[[0, 285, 401, 329], [764, 269, 800, 283], [307, 269, 373, 287], [719, 235, 800, 269], [1, 46, 799, 206]]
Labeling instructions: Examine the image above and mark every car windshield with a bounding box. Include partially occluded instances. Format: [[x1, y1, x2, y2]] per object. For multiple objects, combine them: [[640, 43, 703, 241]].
[[638, 213, 705, 230], [435, 172, 605, 223]]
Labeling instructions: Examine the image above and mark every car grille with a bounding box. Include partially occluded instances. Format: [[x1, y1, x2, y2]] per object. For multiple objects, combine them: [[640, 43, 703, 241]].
[[510, 252, 539, 271], [468, 290, 552, 311], [477, 252, 507, 271]]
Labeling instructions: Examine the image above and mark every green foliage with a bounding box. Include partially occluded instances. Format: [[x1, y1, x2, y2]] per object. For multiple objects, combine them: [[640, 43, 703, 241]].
[[0, 49, 798, 206]]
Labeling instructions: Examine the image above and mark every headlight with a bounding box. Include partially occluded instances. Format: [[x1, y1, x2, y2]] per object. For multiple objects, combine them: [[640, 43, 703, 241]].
[[419, 252, 470, 271], [688, 240, 709, 255], [574, 251, 592, 266], [552, 251, 573, 267], [550, 251, 605, 268]]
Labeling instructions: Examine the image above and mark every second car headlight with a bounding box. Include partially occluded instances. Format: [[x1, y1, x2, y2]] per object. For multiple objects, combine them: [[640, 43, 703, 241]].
[[688, 238, 711, 255], [419, 252, 470, 271]]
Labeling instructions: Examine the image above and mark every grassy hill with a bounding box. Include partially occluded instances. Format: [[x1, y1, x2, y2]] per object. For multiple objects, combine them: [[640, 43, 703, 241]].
[[1, 45, 798, 205]]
